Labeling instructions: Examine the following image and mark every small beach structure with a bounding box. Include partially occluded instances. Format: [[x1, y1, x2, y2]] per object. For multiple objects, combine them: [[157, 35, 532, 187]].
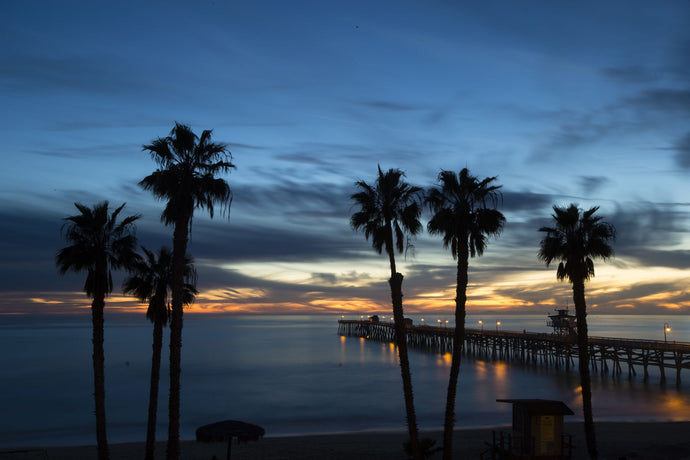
[[196, 420, 265, 460], [490, 399, 573, 459], [547, 309, 577, 336]]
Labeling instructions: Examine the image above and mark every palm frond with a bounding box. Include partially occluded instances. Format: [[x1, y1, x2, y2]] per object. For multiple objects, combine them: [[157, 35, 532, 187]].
[[57, 201, 139, 299], [538, 204, 615, 283], [141, 124, 235, 227], [350, 166, 422, 257], [426, 168, 505, 261]]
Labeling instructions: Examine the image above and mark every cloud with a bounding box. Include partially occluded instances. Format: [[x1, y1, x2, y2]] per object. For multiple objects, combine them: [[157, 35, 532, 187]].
[[501, 191, 553, 213], [608, 202, 688, 252], [600, 65, 659, 84], [529, 84, 690, 163], [673, 132, 690, 169], [580, 176, 609, 195], [622, 88, 690, 116], [226, 142, 267, 151], [358, 100, 421, 111]]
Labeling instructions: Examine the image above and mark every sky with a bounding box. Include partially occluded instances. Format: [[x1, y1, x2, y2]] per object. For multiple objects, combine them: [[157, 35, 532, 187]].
[[2, 0, 690, 317]]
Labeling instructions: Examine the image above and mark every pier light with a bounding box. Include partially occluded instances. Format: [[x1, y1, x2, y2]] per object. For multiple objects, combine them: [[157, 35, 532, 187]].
[[478, 320, 483, 332], [437, 319, 442, 326], [496, 320, 501, 332], [445, 319, 449, 327], [664, 322, 671, 343], [421, 318, 425, 324], [341, 314, 344, 319]]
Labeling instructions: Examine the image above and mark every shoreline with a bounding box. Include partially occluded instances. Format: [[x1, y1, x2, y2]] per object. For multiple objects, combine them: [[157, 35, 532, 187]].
[[4, 422, 690, 459]]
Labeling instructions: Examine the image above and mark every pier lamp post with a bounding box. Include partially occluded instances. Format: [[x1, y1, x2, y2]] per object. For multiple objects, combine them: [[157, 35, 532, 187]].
[[421, 318, 425, 325], [664, 322, 671, 343], [478, 320, 483, 332], [496, 320, 501, 332], [437, 319, 442, 327], [445, 319, 449, 327]]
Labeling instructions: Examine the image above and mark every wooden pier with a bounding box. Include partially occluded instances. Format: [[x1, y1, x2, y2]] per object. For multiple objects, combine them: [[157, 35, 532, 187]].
[[338, 320, 690, 385]]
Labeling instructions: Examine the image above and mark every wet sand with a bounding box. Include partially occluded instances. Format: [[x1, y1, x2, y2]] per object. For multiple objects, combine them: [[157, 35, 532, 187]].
[[3, 421, 690, 459]]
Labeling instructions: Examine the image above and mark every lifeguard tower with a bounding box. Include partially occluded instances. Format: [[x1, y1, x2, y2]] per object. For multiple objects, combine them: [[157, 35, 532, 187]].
[[491, 399, 574, 459], [547, 309, 577, 337]]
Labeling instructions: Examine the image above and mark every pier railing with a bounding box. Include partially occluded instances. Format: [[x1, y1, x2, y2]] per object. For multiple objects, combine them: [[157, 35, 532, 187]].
[[338, 320, 690, 385]]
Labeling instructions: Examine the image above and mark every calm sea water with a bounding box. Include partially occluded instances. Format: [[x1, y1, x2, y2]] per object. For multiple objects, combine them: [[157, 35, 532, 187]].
[[1, 313, 690, 448]]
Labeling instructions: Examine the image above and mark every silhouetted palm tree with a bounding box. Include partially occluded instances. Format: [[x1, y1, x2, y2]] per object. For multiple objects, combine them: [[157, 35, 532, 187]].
[[140, 122, 234, 460], [56, 202, 140, 460], [426, 168, 505, 460], [351, 166, 423, 460], [538, 204, 615, 460], [123, 247, 197, 460]]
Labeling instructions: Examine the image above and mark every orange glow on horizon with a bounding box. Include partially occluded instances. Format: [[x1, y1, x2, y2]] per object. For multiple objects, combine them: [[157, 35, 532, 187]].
[[5, 260, 690, 315], [29, 298, 64, 305]]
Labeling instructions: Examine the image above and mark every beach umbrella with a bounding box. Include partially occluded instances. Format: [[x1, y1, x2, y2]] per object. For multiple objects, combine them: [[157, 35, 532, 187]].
[[195, 420, 265, 460]]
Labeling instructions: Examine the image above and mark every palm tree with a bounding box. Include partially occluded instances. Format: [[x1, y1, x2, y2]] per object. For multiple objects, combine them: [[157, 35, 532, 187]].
[[123, 247, 197, 460], [350, 166, 424, 460], [56, 202, 140, 460], [538, 204, 615, 460], [140, 122, 234, 460], [426, 168, 505, 460]]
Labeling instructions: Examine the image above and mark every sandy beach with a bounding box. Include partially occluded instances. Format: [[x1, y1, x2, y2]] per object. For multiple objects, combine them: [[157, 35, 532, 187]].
[[3, 422, 690, 460]]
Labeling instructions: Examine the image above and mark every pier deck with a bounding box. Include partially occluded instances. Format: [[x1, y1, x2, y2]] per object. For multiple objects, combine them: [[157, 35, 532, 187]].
[[338, 320, 690, 385]]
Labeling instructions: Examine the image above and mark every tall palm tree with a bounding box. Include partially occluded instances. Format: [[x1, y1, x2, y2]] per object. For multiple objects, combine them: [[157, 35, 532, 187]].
[[56, 202, 140, 460], [350, 166, 424, 460], [140, 122, 234, 460], [123, 247, 197, 460], [538, 204, 615, 460], [426, 168, 505, 460]]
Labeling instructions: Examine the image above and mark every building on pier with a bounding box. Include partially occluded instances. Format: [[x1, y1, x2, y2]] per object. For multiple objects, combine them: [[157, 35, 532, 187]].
[[547, 309, 577, 337]]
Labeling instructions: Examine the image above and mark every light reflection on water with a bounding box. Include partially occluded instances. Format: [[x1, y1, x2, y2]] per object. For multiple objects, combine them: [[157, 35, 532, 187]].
[[2, 313, 690, 449]]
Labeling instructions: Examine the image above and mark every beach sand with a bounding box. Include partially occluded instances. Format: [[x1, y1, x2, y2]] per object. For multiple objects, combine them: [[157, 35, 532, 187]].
[[3, 422, 690, 459]]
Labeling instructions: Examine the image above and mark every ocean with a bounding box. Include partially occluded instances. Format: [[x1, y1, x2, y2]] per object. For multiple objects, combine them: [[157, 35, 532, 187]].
[[1, 313, 689, 448]]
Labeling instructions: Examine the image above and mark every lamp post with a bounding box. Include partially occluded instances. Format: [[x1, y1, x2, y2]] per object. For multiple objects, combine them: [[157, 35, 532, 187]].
[[445, 319, 449, 327], [437, 319, 442, 327], [478, 320, 483, 332], [664, 322, 671, 343], [421, 318, 425, 325], [496, 320, 501, 332]]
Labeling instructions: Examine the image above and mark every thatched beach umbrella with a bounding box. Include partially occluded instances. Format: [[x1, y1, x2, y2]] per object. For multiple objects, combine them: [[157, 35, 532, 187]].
[[195, 420, 265, 460]]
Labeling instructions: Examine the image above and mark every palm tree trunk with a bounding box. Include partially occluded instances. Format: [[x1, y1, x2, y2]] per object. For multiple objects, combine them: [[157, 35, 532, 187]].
[[167, 217, 190, 460], [442, 243, 469, 460], [384, 226, 421, 460], [389, 272, 422, 460], [91, 294, 109, 460], [145, 319, 164, 460], [573, 280, 598, 460]]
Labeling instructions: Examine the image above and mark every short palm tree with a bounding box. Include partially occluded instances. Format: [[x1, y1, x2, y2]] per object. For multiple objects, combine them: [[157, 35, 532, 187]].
[[350, 166, 424, 460], [426, 168, 505, 460], [56, 202, 140, 460], [140, 122, 234, 460], [123, 247, 197, 460], [538, 204, 615, 460]]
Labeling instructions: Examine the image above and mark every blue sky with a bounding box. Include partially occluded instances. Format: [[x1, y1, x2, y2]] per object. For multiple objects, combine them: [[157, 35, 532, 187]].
[[2, 0, 690, 316]]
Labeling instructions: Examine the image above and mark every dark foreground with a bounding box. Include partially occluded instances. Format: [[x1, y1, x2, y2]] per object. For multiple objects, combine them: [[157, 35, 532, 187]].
[[3, 422, 690, 459]]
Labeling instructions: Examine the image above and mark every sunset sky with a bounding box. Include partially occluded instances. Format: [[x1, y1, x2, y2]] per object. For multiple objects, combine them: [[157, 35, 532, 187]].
[[2, 0, 690, 316]]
